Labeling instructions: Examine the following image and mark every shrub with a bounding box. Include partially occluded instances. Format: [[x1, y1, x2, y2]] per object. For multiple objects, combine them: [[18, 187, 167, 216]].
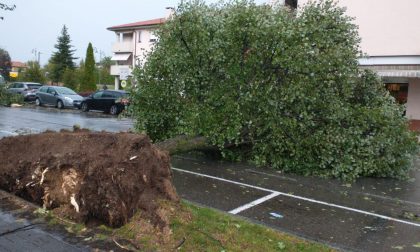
[[131, 0, 418, 181], [0, 85, 23, 106]]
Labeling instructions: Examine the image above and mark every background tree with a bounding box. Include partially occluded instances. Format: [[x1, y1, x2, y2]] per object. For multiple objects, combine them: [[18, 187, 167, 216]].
[[0, 3, 16, 20], [17, 61, 46, 83], [49, 25, 76, 83], [62, 68, 78, 91], [98, 56, 114, 85], [79, 43, 97, 91], [132, 0, 418, 181], [0, 48, 11, 81]]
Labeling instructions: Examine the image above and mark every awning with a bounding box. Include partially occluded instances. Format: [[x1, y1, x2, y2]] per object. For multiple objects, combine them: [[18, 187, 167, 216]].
[[111, 53, 131, 61], [375, 70, 420, 78]]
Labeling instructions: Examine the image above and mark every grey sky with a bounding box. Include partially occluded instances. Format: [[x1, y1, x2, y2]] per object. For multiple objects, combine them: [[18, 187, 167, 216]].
[[0, 0, 267, 66]]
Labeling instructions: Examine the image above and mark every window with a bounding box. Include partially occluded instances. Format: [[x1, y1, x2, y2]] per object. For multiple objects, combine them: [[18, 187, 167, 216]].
[[93, 91, 103, 99], [149, 33, 157, 43], [285, 0, 297, 9], [138, 31, 142, 43], [39, 87, 47, 93], [386, 83, 408, 104], [102, 91, 113, 98], [47, 87, 56, 94]]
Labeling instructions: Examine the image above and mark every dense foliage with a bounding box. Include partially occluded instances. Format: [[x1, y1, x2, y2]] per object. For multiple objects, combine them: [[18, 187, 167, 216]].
[[49, 25, 76, 83], [0, 85, 23, 106], [132, 0, 418, 180], [0, 48, 11, 81], [63, 67, 78, 91], [80, 43, 97, 92], [17, 61, 46, 83]]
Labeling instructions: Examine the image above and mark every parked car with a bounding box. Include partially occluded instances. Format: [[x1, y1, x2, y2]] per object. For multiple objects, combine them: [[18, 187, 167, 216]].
[[80, 90, 129, 115], [7, 82, 43, 101], [36, 86, 83, 109]]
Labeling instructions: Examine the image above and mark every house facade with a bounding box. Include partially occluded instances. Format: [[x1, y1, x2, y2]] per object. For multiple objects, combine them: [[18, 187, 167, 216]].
[[107, 18, 165, 90], [299, 0, 420, 123]]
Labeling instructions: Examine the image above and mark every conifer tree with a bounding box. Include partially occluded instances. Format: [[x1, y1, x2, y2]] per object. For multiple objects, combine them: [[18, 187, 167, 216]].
[[49, 25, 76, 83], [80, 43, 96, 92]]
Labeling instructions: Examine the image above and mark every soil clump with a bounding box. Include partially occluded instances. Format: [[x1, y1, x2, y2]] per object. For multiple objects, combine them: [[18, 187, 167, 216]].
[[0, 130, 179, 228]]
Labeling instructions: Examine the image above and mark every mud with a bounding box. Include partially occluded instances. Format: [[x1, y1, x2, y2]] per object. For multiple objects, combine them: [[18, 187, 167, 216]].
[[0, 130, 179, 228]]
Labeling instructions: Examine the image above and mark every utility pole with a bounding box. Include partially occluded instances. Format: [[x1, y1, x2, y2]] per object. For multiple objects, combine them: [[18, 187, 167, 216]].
[[37, 52, 41, 65]]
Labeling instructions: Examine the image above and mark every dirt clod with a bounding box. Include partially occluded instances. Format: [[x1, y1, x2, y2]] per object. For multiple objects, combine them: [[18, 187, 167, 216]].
[[0, 131, 179, 228]]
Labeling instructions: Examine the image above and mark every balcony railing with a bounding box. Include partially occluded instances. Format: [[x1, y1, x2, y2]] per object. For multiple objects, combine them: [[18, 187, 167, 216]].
[[112, 42, 133, 53], [110, 65, 132, 76]]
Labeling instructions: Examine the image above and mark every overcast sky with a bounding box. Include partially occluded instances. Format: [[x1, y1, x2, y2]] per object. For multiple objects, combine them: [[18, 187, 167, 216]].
[[0, 0, 267, 66]]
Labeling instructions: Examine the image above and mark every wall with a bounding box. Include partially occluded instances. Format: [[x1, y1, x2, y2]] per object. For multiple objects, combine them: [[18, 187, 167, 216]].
[[406, 79, 420, 120], [134, 29, 158, 63], [298, 0, 420, 57]]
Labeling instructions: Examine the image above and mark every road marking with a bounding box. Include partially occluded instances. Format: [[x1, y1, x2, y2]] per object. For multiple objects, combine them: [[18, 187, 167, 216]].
[[229, 192, 281, 214], [172, 167, 420, 228]]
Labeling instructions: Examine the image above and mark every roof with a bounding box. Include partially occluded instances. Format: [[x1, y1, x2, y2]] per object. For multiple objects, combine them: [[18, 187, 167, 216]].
[[11, 61, 27, 68], [107, 18, 165, 31]]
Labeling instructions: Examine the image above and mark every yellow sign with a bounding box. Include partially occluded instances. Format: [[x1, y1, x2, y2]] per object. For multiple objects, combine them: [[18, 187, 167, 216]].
[[9, 72, 18, 78], [121, 80, 127, 88]]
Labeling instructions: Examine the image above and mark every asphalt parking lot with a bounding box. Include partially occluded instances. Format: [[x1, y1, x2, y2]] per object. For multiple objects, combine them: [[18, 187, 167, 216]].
[[1, 106, 419, 251]]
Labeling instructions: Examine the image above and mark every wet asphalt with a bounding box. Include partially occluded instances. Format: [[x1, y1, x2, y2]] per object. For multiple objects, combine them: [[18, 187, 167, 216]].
[[1, 106, 420, 251]]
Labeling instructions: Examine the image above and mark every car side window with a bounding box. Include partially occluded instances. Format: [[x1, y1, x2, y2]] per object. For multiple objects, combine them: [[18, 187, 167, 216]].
[[16, 83, 24, 88], [102, 91, 114, 98], [47, 87, 56, 94], [9, 83, 16, 88], [93, 91, 103, 99], [39, 87, 47, 92]]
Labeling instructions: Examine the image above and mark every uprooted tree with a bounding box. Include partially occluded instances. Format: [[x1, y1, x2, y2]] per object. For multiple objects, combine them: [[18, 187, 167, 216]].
[[131, 0, 418, 181]]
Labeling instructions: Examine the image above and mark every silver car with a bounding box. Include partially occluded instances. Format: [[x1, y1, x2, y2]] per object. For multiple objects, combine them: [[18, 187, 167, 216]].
[[7, 82, 43, 101], [35, 86, 83, 109]]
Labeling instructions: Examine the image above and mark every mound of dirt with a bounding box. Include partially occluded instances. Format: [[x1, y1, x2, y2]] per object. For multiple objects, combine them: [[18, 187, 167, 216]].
[[0, 130, 179, 228]]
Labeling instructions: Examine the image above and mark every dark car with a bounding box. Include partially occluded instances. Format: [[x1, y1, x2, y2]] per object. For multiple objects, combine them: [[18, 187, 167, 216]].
[[80, 90, 129, 115], [7, 82, 43, 101]]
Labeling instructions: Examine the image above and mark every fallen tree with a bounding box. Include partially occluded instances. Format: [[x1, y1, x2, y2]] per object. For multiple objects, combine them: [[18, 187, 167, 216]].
[[0, 130, 179, 228], [131, 0, 418, 181]]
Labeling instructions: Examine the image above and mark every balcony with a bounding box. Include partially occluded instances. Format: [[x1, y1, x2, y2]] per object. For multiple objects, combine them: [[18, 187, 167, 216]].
[[110, 65, 132, 76], [112, 42, 133, 53]]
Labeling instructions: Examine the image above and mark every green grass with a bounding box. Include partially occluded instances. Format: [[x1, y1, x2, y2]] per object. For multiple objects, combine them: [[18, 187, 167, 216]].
[[168, 202, 332, 252], [37, 201, 334, 251]]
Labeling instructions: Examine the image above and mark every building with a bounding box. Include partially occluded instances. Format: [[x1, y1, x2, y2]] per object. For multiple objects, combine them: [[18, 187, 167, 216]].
[[107, 18, 166, 90], [299, 0, 420, 124], [10, 61, 27, 78]]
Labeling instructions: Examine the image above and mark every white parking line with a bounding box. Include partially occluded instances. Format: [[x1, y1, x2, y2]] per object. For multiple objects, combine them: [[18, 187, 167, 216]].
[[172, 167, 420, 228], [229, 192, 281, 214]]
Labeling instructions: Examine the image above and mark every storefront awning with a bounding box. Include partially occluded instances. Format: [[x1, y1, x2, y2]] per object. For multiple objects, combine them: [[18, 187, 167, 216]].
[[375, 70, 420, 78], [111, 53, 131, 61]]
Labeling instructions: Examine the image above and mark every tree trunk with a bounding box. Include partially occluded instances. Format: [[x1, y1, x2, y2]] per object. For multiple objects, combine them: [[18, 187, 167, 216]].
[[155, 135, 216, 155]]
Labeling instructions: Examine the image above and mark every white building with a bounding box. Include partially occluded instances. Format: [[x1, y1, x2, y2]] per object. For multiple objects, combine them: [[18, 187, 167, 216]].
[[299, 0, 420, 126], [107, 18, 165, 90]]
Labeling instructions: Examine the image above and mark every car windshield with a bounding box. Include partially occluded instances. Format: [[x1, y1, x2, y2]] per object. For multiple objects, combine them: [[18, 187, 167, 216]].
[[56, 87, 77, 95], [27, 84, 42, 89]]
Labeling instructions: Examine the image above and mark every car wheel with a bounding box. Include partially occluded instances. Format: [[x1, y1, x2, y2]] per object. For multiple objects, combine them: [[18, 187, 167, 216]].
[[57, 100, 64, 109], [110, 105, 119, 115], [81, 102, 89, 112], [35, 98, 42, 106]]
